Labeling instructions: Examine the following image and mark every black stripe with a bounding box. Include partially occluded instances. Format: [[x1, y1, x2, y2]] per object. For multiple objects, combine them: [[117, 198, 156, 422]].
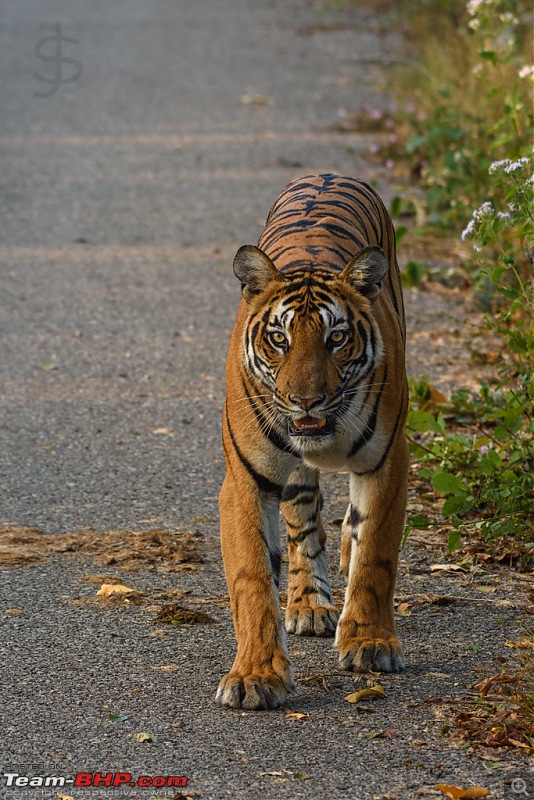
[[281, 483, 315, 502], [270, 551, 281, 586], [287, 524, 318, 545], [348, 366, 387, 457], [225, 403, 283, 496], [350, 505, 366, 526], [247, 394, 298, 456], [353, 380, 407, 476]]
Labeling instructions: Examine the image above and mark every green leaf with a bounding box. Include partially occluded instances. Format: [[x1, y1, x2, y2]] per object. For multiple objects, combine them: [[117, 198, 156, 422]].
[[109, 713, 130, 723], [479, 50, 497, 64], [432, 471, 465, 495], [448, 529, 461, 553], [442, 495, 468, 516], [395, 225, 409, 248], [402, 260, 427, 287], [407, 514, 432, 530]]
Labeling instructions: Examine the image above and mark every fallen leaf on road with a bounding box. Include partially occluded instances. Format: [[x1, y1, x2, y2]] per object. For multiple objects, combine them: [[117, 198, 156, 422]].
[[259, 771, 283, 777], [152, 665, 179, 672], [239, 93, 273, 105], [505, 637, 534, 650], [436, 784, 490, 799], [280, 708, 311, 721], [345, 685, 385, 703], [154, 603, 214, 625], [109, 713, 130, 723], [364, 730, 384, 739], [430, 563, 470, 573], [132, 732, 156, 743], [97, 583, 136, 596]]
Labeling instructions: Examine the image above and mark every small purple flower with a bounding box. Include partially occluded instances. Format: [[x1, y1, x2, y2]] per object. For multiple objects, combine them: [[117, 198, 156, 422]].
[[385, 159, 395, 169], [479, 444, 490, 454], [368, 109, 383, 121]]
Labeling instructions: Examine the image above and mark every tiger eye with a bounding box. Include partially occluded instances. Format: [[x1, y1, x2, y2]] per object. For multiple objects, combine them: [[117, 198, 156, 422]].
[[330, 330, 346, 344], [270, 331, 287, 345]]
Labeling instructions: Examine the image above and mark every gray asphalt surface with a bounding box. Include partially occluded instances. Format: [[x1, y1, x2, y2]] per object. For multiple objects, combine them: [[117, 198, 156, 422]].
[[0, 2, 531, 799]]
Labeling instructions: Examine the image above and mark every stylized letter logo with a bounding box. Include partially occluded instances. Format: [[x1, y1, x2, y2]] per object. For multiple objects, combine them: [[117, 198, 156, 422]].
[[33, 22, 82, 98]]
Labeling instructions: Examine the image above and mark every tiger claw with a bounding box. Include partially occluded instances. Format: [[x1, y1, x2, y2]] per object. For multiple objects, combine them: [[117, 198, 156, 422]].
[[337, 635, 405, 673], [215, 670, 294, 711], [285, 605, 339, 637]]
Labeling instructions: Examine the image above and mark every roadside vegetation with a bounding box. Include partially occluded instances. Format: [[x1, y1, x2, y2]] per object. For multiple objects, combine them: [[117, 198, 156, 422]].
[[355, 0, 533, 563], [350, 0, 533, 760]]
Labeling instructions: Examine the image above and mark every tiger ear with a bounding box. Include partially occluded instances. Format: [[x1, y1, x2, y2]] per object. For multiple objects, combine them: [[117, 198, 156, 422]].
[[341, 246, 389, 302], [233, 245, 280, 302]]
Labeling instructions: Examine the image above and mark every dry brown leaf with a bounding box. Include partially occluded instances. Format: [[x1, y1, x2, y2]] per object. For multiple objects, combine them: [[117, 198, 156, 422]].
[[96, 583, 136, 596], [5, 608, 25, 615], [507, 738, 534, 754], [0, 525, 203, 572], [428, 385, 448, 405], [132, 731, 156, 743], [239, 93, 273, 105], [280, 707, 311, 721], [154, 603, 214, 625], [505, 637, 534, 650], [152, 665, 179, 672], [436, 784, 490, 799], [345, 685, 385, 703], [430, 563, 469, 573]]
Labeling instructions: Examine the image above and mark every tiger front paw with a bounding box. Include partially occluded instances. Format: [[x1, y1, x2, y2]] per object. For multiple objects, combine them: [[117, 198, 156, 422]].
[[215, 667, 294, 711], [336, 628, 405, 673], [285, 604, 339, 637]]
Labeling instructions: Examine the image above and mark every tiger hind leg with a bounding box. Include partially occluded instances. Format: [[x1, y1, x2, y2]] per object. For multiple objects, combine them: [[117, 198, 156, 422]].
[[281, 465, 339, 637]]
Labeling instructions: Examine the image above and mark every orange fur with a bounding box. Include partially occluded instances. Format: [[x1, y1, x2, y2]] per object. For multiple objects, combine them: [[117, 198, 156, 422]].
[[216, 175, 408, 710]]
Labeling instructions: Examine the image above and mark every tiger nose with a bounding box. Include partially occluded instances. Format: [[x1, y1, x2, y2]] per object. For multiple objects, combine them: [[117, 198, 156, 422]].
[[288, 394, 325, 411]]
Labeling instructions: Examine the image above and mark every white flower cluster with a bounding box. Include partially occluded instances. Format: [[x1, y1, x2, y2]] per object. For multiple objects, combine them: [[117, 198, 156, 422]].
[[466, 0, 493, 28], [466, 0, 488, 14], [488, 157, 531, 174], [461, 201, 494, 241], [519, 65, 534, 79]]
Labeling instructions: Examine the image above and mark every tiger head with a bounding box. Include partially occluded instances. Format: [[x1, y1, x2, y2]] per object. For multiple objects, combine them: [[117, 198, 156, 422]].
[[233, 244, 388, 452]]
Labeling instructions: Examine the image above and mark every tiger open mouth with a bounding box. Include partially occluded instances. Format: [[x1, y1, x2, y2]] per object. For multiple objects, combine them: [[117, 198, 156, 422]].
[[288, 416, 334, 437]]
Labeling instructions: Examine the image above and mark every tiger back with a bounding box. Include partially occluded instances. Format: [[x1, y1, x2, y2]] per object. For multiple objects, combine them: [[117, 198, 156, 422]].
[[216, 174, 409, 711]]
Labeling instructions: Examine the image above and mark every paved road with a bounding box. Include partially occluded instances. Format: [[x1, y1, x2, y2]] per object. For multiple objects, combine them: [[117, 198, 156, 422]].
[[0, 2, 530, 799]]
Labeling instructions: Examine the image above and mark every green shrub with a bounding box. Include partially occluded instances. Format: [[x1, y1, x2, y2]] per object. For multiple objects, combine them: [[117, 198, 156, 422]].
[[406, 160, 533, 557], [376, 0, 533, 227]]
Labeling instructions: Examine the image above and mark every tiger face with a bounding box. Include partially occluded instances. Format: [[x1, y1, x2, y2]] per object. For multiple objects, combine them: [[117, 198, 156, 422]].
[[233, 243, 388, 456]]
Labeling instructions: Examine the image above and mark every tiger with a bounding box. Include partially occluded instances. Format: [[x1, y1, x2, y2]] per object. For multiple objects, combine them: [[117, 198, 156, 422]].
[[216, 173, 408, 710]]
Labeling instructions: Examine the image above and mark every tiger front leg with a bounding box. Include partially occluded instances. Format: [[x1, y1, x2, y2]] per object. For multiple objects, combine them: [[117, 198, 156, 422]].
[[282, 465, 339, 638], [216, 472, 294, 711], [335, 444, 408, 673]]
